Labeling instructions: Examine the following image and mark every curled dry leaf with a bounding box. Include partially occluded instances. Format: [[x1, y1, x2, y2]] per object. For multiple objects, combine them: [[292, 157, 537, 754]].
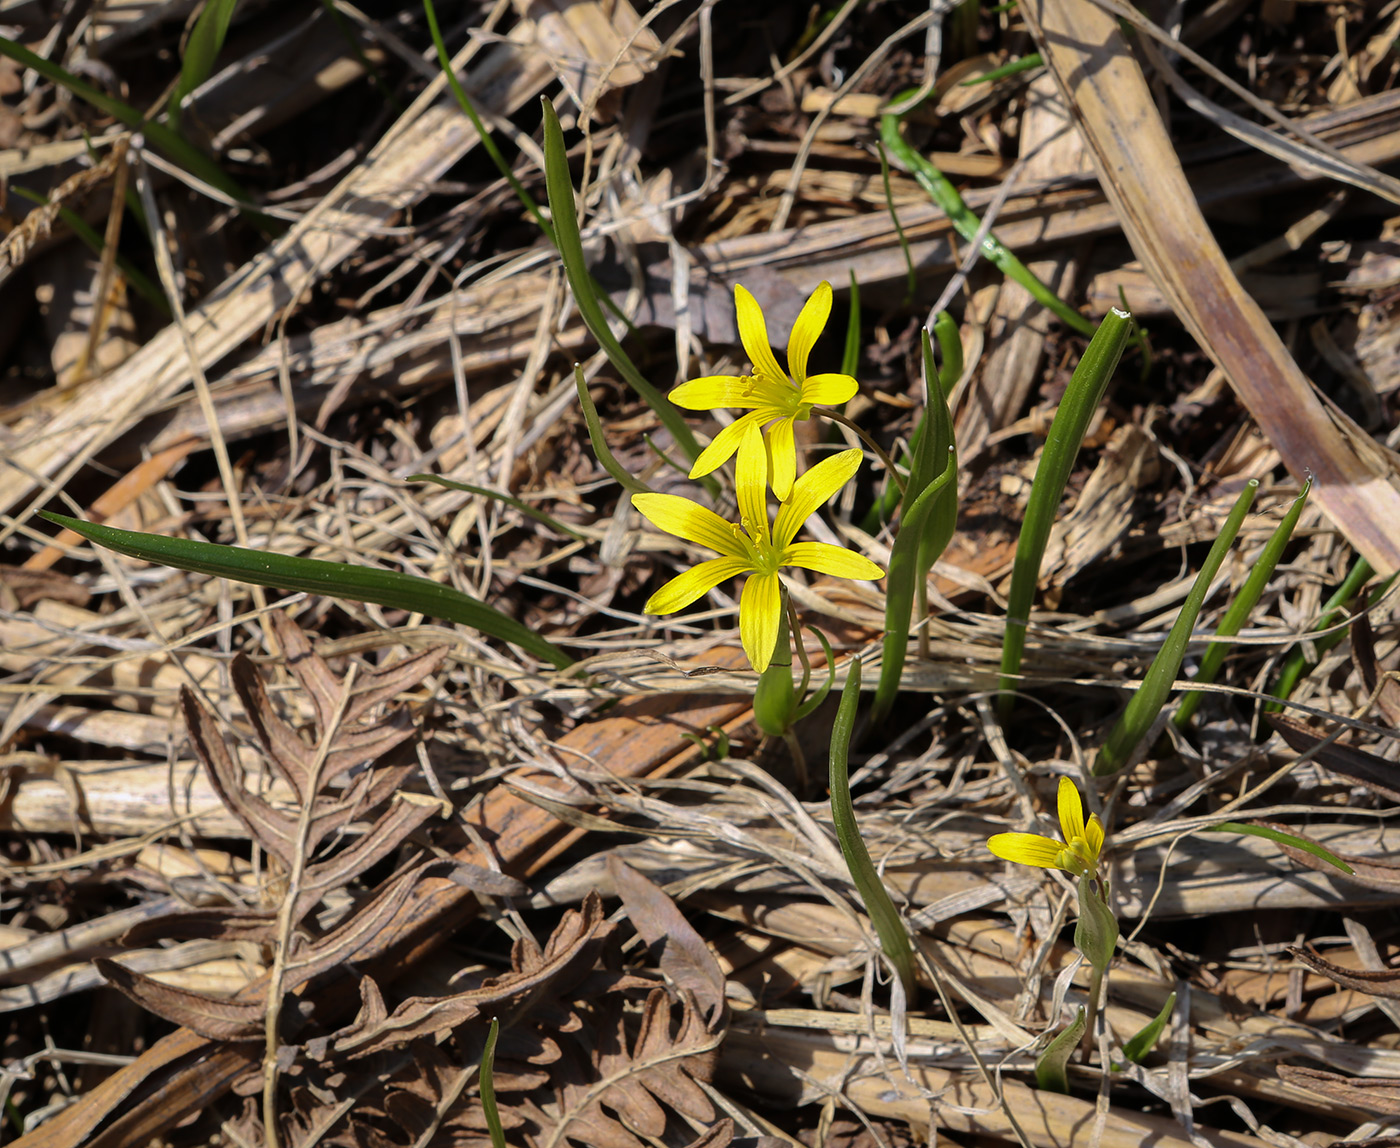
[[1351, 612, 1400, 730], [607, 855, 727, 1025], [1277, 1065, 1400, 1115], [1288, 945, 1400, 999], [93, 958, 264, 1041], [1267, 713, 1400, 804]]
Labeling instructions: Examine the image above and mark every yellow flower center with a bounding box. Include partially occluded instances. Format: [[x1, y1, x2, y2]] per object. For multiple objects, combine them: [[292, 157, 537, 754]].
[[1055, 834, 1098, 877]]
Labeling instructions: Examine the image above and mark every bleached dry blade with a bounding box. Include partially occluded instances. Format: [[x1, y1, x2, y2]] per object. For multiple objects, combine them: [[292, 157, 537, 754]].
[[1017, 0, 1400, 574]]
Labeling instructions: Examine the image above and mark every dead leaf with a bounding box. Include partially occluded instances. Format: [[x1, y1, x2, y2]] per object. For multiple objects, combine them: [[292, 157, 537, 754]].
[[1351, 612, 1400, 729], [94, 958, 264, 1040], [608, 855, 727, 1025], [1268, 713, 1400, 803], [1288, 946, 1400, 999], [1277, 1065, 1400, 1114]]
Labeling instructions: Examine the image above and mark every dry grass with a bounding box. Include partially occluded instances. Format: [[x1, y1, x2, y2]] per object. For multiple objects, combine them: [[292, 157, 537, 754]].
[[2, 1, 1400, 1146]]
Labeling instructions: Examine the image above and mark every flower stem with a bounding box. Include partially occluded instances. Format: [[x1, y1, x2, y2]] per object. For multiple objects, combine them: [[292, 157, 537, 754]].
[[1082, 962, 1105, 1061], [820, 410, 906, 494]]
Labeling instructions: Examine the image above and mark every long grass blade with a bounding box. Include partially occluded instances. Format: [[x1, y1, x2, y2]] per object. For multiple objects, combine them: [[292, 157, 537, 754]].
[[39, 512, 574, 670], [168, 0, 240, 124], [575, 367, 652, 495], [480, 1018, 507, 1148], [1266, 555, 1381, 710], [1094, 480, 1259, 775], [540, 99, 704, 468], [998, 309, 1132, 715], [409, 475, 588, 541], [830, 657, 916, 995], [1205, 822, 1353, 873], [1173, 479, 1311, 728]]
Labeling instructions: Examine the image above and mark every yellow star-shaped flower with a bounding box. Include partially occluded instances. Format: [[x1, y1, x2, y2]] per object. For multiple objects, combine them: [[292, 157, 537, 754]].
[[634, 424, 883, 673], [987, 777, 1105, 878], [669, 281, 858, 501]]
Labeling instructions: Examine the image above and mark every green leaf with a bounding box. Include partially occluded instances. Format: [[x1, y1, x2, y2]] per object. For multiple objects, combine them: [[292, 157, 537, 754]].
[[480, 1018, 507, 1148], [574, 366, 651, 495], [1122, 991, 1175, 1064], [169, 0, 240, 124], [1035, 1006, 1086, 1094], [830, 656, 917, 996], [960, 53, 1044, 85], [1174, 479, 1310, 728], [1074, 877, 1119, 974], [999, 310, 1132, 715], [0, 35, 274, 232], [39, 512, 574, 670], [540, 99, 705, 469], [881, 88, 1093, 337], [1095, 479, 1258, 775], [1206, 822, 1354, 874], [841, 270, 861, 378], [408, 474, 587, 541]]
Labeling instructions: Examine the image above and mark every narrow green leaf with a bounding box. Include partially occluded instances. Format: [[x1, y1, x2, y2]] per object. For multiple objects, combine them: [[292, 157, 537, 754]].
[[1123, 991, 1175, 1064], [961, 53, 1044, 85], [877, 141, 918, 308], [871, 445, 955, 725], [830, 657, 917, 995], [1206, 822, 1354, 874], [1174, 479, 1311, 728], [169, 0, 240, 124], [409, 474, 587, 541], [0, 36, 272, 231], [793, 626, 837, 721], [575, 366, 651, 495], [842, 270, 861, 378], [932, 310, 963, 398], [1095, 480, 1259, 775], [914, 328, 958, 588], [1035, 1006, 1086, 1094], [540, 99, 705, 468], [881, 89, 1093, 337], [480, 1018, 507, 1148], [9, 185, 167, 314], [999, 309, 1132, 715], [423, 0, 550, 239], [39, 512, 574, 670], [1267, 556, 1383, 710]]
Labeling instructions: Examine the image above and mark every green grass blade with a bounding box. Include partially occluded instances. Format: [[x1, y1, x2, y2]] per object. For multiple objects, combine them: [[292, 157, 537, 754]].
[[39, 512, 574, 670], [871, 446, 955, 725], [1035, 1006, 1085, 1093], [999, 310, 1132, 714], [914, 328, 958, 588], [1094, 480, 1259, 775], [932, 310, 962, 398], [479, 1018, 507, 1148], [409, 474, 587, 541], [961, 53, 1044, 85], [1173, 479, 1311, 728], [1266, 556, 1380, 710], [575, 367, 652, 495], [422, 0, 551, 239], [10, 185, 168, 314], [842, 270, 861, 378], [877, 142, 917, 308], [1205, 822, 1353, 874], [540, 99, 705, 469], [881, 89, 1093, 337], [830, 656, 916, 995], [168, 0, 240, 124], [0, 36, 270, 230], [1122, 991, 1175, 1064]]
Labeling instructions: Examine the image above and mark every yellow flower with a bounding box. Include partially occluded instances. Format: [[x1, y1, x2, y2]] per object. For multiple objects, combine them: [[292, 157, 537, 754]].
[[987, 777, 1104, 878], [634, 424, 883, 673], [669, 281, 858, 501]]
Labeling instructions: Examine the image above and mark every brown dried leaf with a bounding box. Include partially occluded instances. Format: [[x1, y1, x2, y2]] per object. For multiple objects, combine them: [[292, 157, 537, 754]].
[[120, 907, 277, 947], [1268, 713, 1400, 803], [324, 891, 615, 1059], [94, 958, 264, 1040], [538, 988, 721, 1148], [1277, 1065, 1400, 1114], [1288, 946, 1400, 999], [1351, 613, 1400, 729], [607, 856, 726, 1025]]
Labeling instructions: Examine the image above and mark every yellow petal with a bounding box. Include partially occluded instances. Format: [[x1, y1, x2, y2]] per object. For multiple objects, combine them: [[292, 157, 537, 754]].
[[766, 417, 798, 502], [773, 447, 864, 548], [1057, 776, 1086, 847], [633, 493, 746, 559], [787, 280, 832, 383], [783, 542, 884, 580], [670, 375, 772, 411], [986, 833, 1066, 869], [687, 413, 763, 480], [645, 557, 751, 614], [1084, 814, 1105, 862], [735, 284, 787, 387], [735, 422, 770, 547], [739, 571, 781, 672], [801, 371, 859, 406]]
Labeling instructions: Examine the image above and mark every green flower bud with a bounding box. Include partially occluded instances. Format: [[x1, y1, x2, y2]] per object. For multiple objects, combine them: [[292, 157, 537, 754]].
[[1074, 876, 1119, 974]]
